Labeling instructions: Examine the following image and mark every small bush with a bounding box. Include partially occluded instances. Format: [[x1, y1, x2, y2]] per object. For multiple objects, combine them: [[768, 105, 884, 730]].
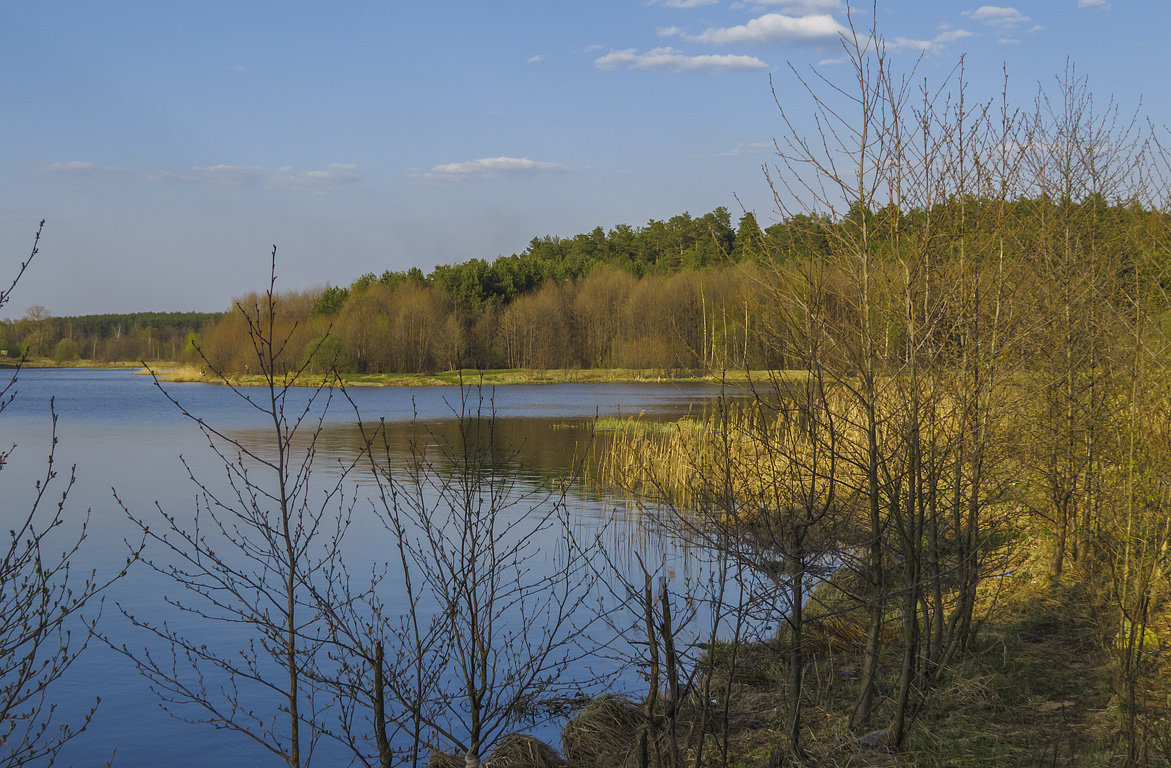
[[486, 733, 564, 768], [52, 338, 80, 363], [561, 694, 642, 768]]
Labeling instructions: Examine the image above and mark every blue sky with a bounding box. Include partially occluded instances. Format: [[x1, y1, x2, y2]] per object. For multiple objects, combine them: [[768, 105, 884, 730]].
[[0, 0, 1160, 315]]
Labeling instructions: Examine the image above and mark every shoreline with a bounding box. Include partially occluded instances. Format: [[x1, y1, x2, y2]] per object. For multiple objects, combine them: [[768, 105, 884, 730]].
[[3, 358, 808, 388], [144, 364, 806, 388]]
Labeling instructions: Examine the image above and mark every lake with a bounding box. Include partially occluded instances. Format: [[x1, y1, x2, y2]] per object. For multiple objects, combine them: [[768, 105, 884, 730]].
[[1, 368, 742, 767]]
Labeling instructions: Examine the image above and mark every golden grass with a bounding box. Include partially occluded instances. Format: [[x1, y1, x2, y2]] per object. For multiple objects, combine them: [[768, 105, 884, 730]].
[[145, 366, 809, 388], [137, 363, 207, 382], [1, 356, 142, 370]]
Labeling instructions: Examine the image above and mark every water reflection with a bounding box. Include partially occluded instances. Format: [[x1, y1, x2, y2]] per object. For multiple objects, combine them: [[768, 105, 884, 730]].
[[1, 370, 767, 767]]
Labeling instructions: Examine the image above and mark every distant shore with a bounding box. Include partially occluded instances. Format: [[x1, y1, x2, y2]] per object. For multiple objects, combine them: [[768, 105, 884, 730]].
[[0, 358, 141, 370], [1, 357, 808, 387], [144, 364, 805, 387]]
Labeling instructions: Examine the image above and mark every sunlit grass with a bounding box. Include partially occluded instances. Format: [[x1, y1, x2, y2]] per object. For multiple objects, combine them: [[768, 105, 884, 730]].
[[147, 366, 809, 388]]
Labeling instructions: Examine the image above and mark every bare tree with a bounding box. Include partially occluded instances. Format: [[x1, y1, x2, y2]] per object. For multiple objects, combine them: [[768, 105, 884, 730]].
[[317, 384, 596, 768], [1, 221, 135, 767], [112, 249, 355, 768], [761, 14, 1029, 748]]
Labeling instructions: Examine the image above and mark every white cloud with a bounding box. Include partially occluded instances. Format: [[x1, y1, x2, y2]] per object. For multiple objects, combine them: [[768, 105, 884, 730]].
[[964, 5, 1029, 27], [681, 13, 847, 45], [882, 26, 973, 54], [148, 163, 356, 193], [887, 36, 936, 52], [595, 47, 769, 73], [583, 44, 605, 52], [717, 141, 773, 157], [1078, 0, 1110, 7], [268, 163, 358, 192], [651, 0, 718, 7], [658, 26, 684, 37], [935, 28, 974, 44], [39, 160, 118, 175], [527, 54, 544, 63], [149, 164, 265, 186], [817, 57, 846, 66], [425, 157, 570, 181], [192, 164, 266, 186]]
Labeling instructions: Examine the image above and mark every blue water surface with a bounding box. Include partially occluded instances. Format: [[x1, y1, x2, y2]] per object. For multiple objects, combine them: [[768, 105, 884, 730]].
[[1, 369, 738, 768]]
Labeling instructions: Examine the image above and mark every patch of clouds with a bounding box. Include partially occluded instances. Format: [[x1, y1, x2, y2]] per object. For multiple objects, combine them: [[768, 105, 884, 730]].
[[817, 57, 846, 66], [194, 164, 266, 186], [675, 13, 847, 45], [651, 0, 718, 7], [595, 47, 769, 73], [268, 163, 358, 192], [527, 54, 544, 63], [886, 36, 936, 52], [39, 160, 119, 175], [148, 163, 357, 193], [963, 6, 1030, 28], [883, 26, 972, 54], [717, 141, 773, 157], [582, 43, 605, 52], [424, 157, 571, 181], [935, 27, 974, 44], [1078, 0, 1110, 7], [149, 164, 265, 186]]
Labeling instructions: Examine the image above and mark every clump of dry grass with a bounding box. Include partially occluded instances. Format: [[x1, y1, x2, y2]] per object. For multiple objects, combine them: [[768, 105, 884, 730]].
[[486, 734, 565, 768], [141, 363, 207, 382], [560, 694, 643, 768], [425, 750, 464, 768]]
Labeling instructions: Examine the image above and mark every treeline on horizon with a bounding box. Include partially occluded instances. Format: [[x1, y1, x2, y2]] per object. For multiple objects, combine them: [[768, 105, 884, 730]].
[[6, 192, 1171, 379], [190, 194, 1171, 377], [0, 310, 220, 364], [202, 206, 789, 374], [0, 207, 774, 368]]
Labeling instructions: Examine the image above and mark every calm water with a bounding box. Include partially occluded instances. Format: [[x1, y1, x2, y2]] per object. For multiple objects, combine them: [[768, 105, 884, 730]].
[[1, 369, 734, 767]]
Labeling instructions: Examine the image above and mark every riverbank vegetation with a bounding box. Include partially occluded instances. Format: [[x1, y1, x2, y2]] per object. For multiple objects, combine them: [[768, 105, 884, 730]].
[[576, 31, 1171, 766]]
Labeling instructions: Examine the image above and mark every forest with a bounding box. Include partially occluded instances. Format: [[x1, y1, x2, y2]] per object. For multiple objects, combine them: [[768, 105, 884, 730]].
[[0, 309, 217, 364], [0, 207, 773, 370]]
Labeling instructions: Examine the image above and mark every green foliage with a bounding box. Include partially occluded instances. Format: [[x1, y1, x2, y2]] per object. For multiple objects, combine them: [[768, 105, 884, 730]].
[[0, 310, 223, 364], [184, 332, 202, 357], [340, 206, 754, 311], [311, 286, 349, 316], [61, 311, 222, 337], [299, 334, 354, 374], [52, 338, 80, 363], [733, 212, 767, 262]]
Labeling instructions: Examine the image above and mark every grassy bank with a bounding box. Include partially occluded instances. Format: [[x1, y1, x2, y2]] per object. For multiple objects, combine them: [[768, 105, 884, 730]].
[[0, 357, 808, 388], [431, 572, 1131, 768], [144, 365, 807, 387], [0, 356, 143, 369]]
